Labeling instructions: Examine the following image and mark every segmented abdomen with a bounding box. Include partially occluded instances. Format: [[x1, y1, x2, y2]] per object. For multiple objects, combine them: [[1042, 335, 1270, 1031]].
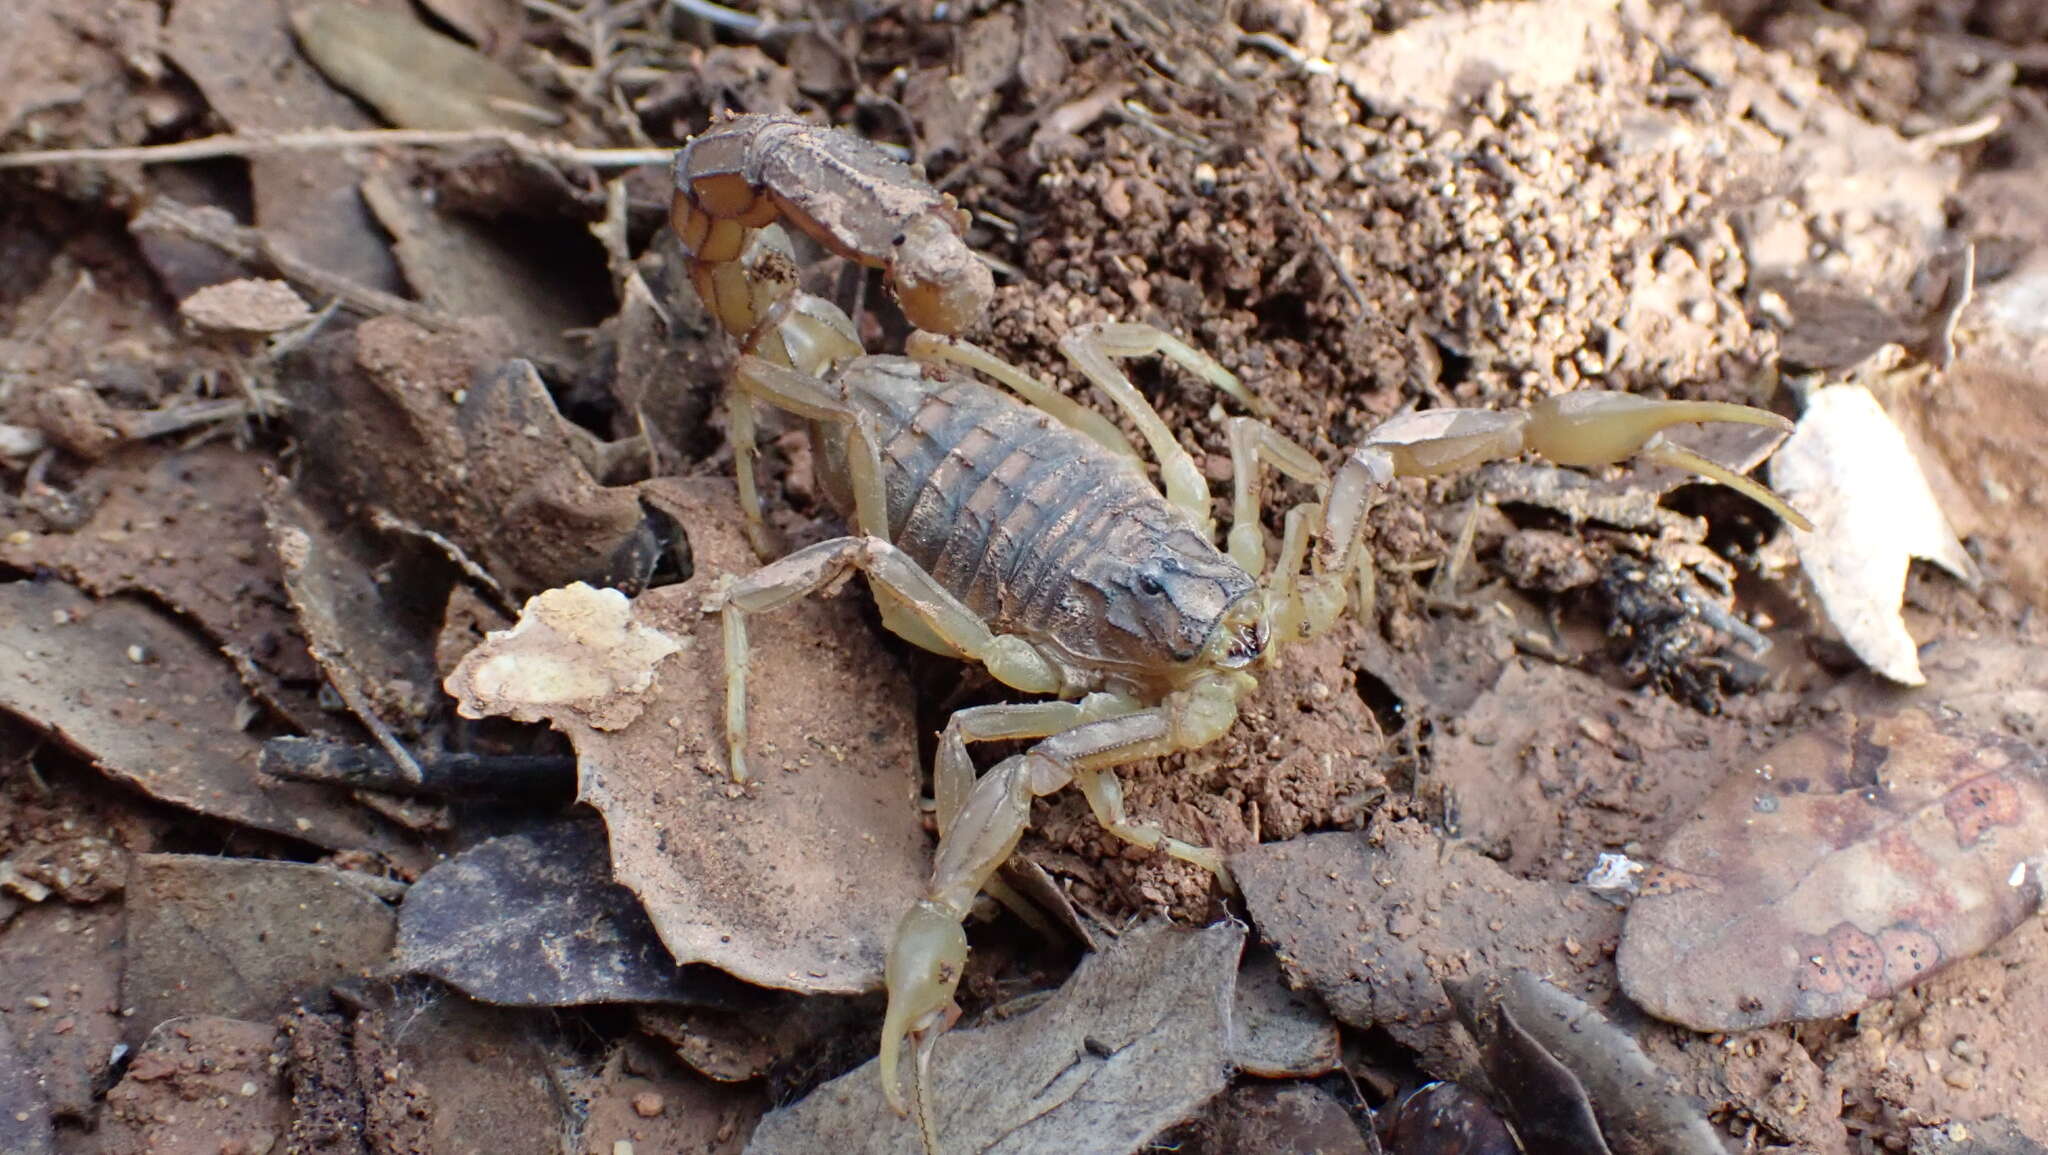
[[862, 375, 1168, 639]]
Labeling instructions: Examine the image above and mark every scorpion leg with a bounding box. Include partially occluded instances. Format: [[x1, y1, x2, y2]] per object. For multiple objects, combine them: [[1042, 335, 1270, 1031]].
[[904, 331, 1136, 459], [1222, 415, 1327, 574], [933, 694, 1135, 832], [1058, 322, 1263, 533], [882, 675, 1245, 1115], [714, 535, 1063, 781]]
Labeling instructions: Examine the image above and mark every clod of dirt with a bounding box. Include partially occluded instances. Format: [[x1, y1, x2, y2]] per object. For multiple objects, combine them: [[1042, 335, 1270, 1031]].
[[1618, 706, 2048, 1033], [1772, 383, 1979, 685], [0, 1016, 53, 1155], [161, 0, 402, 292], [0, 580, 400, 851], [271, 486, 447, 739], [1388, 1082, 1518, 1155], [398, 818, 748, 1007], [446, 581, 681, 732], [177, 278, 314, 335], [123, 854, 397, 1045], [745, 921, 1245, 1155], [1428, 660, 1764, 880], [98, 1017, 289, 1155], [1910, 1117, 2048, 1155], [349, 993, 565, 1155], [282, 317, 666, 599], [0, 905, 127, 1119], [0, 446, 325, 727], [290, 1, 558, 131], [1190, 1084, 1376, 1155], [1232, 823, 1621, 1082], [453, 478, 926, 995], [567, 1039, 763, 1155], [1335, 0, 1622, 121], [1449, 970, 1722, 1155], [1229, 949, 1341, 1079]]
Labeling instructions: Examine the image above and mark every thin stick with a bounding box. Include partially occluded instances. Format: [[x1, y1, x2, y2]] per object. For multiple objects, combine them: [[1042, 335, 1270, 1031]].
[[0, 128, 671, 171], [133, 199, 451, 328]]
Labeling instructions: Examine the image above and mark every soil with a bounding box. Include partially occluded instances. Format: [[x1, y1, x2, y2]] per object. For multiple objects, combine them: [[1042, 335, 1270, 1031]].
[[3, 0, 2048, 1151]]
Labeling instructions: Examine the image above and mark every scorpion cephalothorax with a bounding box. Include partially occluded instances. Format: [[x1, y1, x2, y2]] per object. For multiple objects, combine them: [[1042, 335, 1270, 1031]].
[[669, 111, 1812, 1144]]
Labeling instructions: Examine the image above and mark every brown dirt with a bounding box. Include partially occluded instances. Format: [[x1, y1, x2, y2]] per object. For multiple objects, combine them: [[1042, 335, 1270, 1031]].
[[4, 0, 2048, 1150]]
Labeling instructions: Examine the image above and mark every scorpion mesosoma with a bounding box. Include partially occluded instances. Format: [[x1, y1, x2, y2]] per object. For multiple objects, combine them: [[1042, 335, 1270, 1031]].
[[671, 113, 1813, 1134]]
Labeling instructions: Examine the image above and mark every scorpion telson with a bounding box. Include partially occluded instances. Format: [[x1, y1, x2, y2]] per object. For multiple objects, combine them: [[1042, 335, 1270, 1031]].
[[671, 114, 1813, 1142]]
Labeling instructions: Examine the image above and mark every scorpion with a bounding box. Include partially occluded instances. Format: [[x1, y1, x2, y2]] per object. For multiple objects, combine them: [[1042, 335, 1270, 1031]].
[[672, 112, 1813, 1137]]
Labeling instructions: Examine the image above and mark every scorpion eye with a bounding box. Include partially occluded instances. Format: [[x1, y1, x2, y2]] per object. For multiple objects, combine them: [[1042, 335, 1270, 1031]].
[[1137, 573, 1165, 596], [891, 232, 907, 247]]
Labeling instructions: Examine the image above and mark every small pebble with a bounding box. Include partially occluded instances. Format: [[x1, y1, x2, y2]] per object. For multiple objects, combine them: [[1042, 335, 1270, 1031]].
[[632, 1091, 664, 1118]]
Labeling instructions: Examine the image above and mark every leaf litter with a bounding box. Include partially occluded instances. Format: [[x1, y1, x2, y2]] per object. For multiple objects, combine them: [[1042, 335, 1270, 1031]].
[[5, 0, 2048, 1148]]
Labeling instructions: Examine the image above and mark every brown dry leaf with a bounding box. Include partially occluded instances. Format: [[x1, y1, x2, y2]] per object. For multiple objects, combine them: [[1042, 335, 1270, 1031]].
[[445, 582, 680, 732], [0, 446, 326, 728], [269, 485, 446, 737], [0, 904, 126, 1120], [0, 1015, 53, 1155], [123, 855, 398, 1044], [283, 316, 666, 599], [1230, 950, 1340, 1079], [447, 478, 925, 994], [1232, 823, 1621, 1082], [98, 1017, 290, 1155], [1618, 706, 2048, 1032], [1771, 384, 1979, 685], [1893, 356, 2048, 613], [163, 0, 403, 292], [0, 580, 400, 851], [360, 169, 596, 368], [289, 1, 558, 131], [1823, 637, 2048, 743], [744, 922, 1245, 1155]]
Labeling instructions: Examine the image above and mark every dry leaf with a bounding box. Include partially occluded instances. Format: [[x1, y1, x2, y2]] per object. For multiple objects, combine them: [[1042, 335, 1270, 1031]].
[[1231, 822, 1620, 1082], [399, 819, 748, 1007], [0, 1016, 53, 1155], [123, 855, 398, 1044], [1618, 707, 2048, 1032], [744, 922, 1244, 1155], [0, 580, 401, 852], [1449, 971, 1723, 1155], [290, 1, 558, 131], [1229, 950, 1341, 1079], [448, 479, 926, 995], [1771, 384, 1979, 685]]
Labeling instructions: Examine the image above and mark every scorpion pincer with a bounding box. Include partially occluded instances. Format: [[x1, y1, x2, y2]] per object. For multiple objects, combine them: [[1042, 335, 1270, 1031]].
[[670, 114, 1814, 1139]]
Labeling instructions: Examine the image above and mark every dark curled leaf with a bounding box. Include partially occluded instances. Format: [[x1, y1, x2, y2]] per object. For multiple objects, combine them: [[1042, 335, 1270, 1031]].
[[1388, 1082, 1518, 1155], [399, 818, 750, 1007], [1448, 971, 1722, 1155]]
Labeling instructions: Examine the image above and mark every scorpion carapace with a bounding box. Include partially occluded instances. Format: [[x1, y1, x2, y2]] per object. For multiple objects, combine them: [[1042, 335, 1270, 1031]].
[[670, 113, 1813, 1145]]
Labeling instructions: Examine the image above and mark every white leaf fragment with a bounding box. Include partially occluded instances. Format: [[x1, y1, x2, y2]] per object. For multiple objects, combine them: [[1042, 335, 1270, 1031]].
[[445, 581, 682, 731], [1770, 385, 1978, 685]]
